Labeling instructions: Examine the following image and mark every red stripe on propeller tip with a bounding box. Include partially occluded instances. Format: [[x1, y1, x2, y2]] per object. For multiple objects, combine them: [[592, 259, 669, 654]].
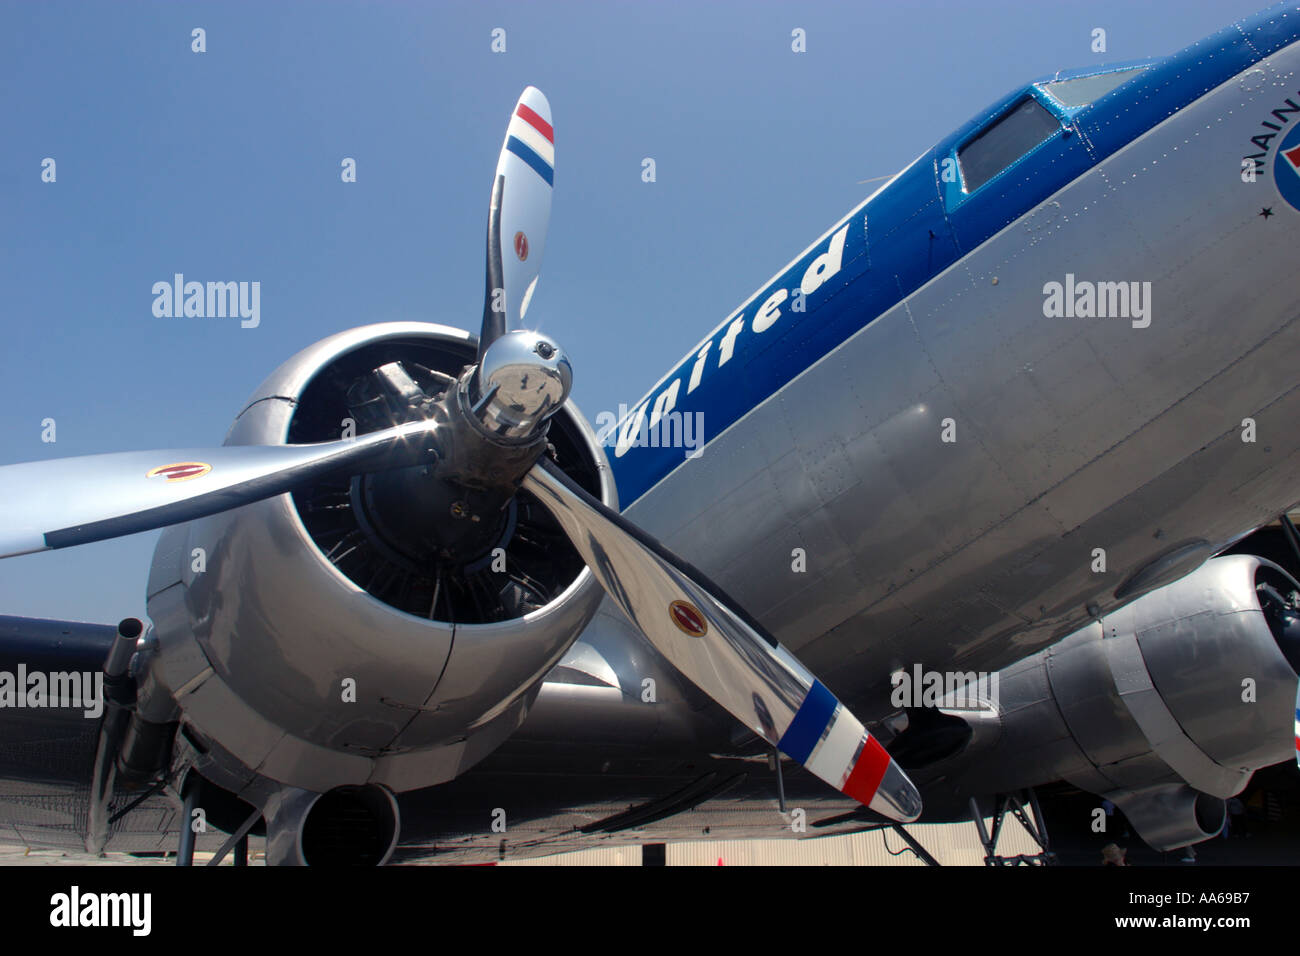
[[841, 735, 891, 806], [516, 103, 554, 144]]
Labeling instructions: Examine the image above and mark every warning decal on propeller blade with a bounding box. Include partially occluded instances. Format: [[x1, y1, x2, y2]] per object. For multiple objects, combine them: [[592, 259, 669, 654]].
[[514, 231, 529, 261], [146, 462, 212, 482], [669, 600, 708, 637]]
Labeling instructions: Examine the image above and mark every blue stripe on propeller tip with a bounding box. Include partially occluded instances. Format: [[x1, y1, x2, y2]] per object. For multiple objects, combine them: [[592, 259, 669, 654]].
[[506, 135, 554, 186], [778, 680, 837, 765]]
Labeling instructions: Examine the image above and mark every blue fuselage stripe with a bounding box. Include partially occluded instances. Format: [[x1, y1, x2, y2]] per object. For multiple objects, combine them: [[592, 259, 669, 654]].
[[606, 2, 1300, 509]]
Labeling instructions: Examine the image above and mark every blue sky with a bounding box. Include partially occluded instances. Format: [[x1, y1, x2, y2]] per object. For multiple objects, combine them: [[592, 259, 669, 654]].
[[0, 0, 1268, 624]]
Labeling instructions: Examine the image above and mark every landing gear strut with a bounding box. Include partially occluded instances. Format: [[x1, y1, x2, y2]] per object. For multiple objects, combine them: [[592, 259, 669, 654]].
[[969, 790, 1057, 865], [176, 782, 199, 867]]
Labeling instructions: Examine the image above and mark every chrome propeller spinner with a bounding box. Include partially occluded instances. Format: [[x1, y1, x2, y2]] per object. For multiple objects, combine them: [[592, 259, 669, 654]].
[[467, 330, 573, 442]]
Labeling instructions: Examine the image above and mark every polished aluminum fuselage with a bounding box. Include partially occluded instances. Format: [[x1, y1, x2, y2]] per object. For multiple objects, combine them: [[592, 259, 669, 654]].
[[613, 28, 1300, 725]]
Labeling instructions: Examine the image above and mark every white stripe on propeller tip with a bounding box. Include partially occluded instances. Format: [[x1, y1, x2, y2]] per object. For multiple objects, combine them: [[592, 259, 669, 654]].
[[494, 86, 554, 330]]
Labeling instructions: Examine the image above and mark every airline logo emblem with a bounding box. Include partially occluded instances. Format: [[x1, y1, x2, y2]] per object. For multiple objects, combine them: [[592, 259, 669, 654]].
[[1272, 123, 1300, 212]]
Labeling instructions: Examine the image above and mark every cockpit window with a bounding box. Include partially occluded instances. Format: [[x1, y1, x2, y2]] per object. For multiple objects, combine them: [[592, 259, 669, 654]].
[[1038, 67, 1149, 109], [957, 97, 1060, 193]]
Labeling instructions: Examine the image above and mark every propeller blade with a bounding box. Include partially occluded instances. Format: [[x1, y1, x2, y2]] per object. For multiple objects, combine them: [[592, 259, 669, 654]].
[[522, 458, 922, 822], [0, 419, 439, 559], [478, 86, 554, 362]]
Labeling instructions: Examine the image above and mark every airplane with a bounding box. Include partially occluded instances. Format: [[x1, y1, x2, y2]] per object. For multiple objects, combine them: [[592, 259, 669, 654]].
[[1, 2, 1299, 866]]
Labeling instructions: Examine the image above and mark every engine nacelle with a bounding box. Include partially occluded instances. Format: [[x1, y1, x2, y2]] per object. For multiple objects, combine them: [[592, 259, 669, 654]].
[[900, 554, 1300, 849], [141, 322, 615, 795]]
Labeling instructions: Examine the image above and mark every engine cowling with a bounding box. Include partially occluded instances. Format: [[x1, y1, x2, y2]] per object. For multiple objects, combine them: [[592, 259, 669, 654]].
[[898, 554, 1300, 849], [141, 322, 615, 795]]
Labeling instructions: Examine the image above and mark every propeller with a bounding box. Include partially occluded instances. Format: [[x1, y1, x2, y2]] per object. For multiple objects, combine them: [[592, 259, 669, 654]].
[[0, 88, 922, 823], [478, 86, 554, 364], [0, 419, 440, 559], [523, 459, 922, 821]]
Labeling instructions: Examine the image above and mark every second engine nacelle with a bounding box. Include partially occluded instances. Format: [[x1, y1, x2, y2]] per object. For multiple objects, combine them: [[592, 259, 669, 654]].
[[900, 554, 1300, 849]]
